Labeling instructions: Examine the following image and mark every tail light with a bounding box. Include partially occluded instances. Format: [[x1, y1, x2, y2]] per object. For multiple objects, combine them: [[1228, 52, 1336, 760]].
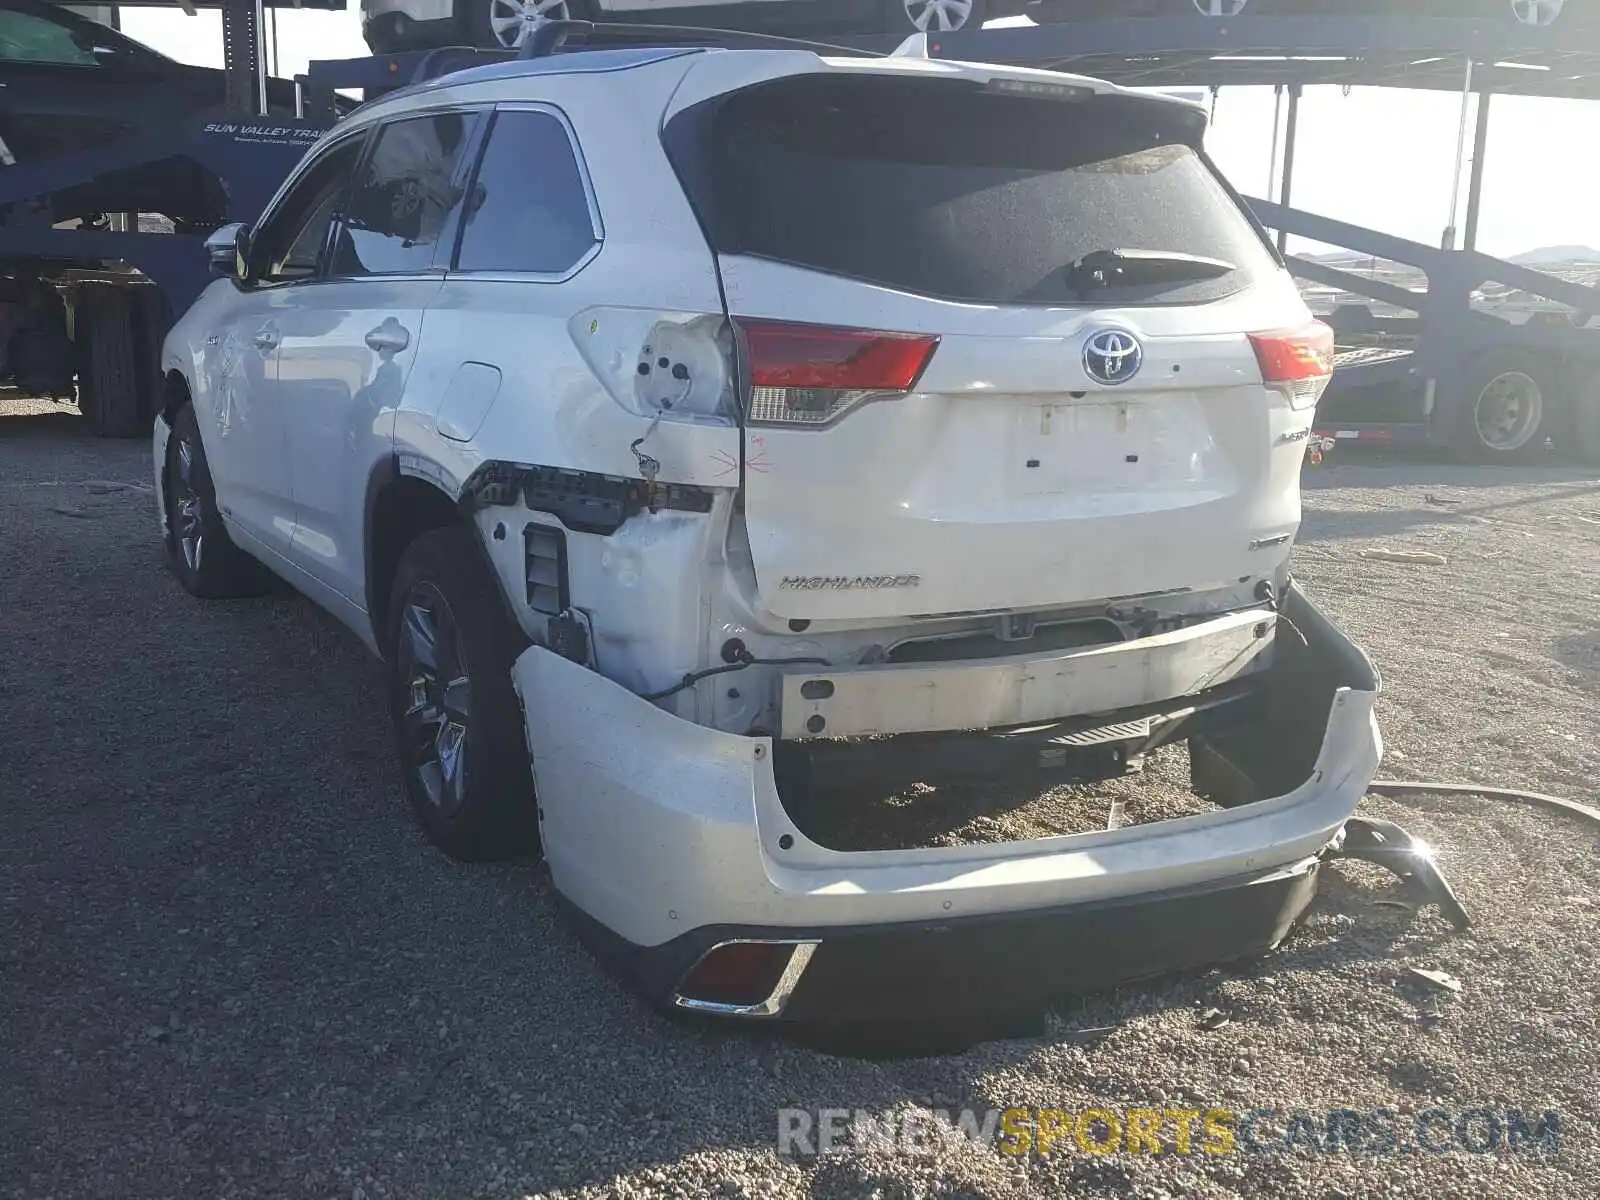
[[1249, 321, 1335, 411], [736, 319, 940, 427]]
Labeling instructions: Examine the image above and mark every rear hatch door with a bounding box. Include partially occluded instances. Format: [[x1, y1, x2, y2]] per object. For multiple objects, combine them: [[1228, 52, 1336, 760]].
[[666, 60, 1313, 621]]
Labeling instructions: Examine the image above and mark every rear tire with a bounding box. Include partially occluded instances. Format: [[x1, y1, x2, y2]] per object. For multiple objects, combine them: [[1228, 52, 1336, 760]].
[[1570, 372, 1600, 466], [1447, 352, 1557, 464], [386, 525, 538, 862], [162, 403, 275, 599], [130, 287, 173, 432], [76, 283, 143, 438]]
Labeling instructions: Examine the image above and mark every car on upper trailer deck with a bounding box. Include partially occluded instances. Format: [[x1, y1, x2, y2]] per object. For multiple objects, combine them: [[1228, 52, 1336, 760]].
[[359, 0, 1034, 54]]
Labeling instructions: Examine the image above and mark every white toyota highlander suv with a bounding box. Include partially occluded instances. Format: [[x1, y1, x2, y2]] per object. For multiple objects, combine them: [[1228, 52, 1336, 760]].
[[154, 35, 1381, 1023]]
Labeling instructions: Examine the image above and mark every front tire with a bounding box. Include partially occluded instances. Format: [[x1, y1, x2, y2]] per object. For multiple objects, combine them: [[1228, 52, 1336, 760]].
[[162, 403, 274, 599], [882, 0, 989, 33], [386, 525, 537, 862]]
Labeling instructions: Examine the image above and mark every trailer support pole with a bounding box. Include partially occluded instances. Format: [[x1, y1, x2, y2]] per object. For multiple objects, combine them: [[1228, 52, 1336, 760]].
[[1442, 55, 1475, 250], [1266, 83, 1284, 198], [1463, 87, 1493, 253], [1276, 84, 1302, 255], [221, 0, 263, 117], [254, 0, 268, 116]]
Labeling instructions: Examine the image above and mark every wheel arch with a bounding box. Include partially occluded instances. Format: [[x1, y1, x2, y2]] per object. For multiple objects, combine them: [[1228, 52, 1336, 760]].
[[157, 370, 192, 508], [363, 456, 523, 655], [160, 368, 192, 425]]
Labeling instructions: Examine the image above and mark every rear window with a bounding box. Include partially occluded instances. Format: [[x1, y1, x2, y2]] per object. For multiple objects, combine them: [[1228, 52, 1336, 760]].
[[667, 74, 1278, 307], [455, 109, 598, 276]]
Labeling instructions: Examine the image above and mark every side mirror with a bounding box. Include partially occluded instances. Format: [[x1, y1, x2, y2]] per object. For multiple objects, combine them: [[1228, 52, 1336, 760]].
[[205, 223, 249, 281]]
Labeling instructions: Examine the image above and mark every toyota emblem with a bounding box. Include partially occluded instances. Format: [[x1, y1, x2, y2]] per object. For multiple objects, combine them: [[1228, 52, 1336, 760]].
[[1083, 329, 1144, 386]]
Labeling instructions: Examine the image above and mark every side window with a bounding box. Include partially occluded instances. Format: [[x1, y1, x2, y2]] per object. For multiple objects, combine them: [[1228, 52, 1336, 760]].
[[0, 11, 99, 66], [455, 109, 598, 276], [252, 136, 365, 284], [330, 111, 476, 278]]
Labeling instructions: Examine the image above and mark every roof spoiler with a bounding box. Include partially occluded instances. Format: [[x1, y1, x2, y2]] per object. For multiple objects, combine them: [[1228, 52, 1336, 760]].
[[889, 33, 931, 59]]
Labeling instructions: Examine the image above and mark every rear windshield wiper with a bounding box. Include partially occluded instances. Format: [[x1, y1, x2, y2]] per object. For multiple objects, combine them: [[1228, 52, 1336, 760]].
[[1066, 248, 1236, 294]]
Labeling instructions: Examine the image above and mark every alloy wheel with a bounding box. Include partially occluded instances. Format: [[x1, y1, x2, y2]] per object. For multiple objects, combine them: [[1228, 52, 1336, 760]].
[[903, 0, 977, 33], [486, 0, 570, 49], [1511, 0, 1564, 28], [397, 583, 474, 815]]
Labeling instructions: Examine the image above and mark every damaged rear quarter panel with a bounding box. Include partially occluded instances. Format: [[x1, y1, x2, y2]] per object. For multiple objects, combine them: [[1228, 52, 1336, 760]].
[[473, 491, 733, 699], [390, 63, 744, 512]]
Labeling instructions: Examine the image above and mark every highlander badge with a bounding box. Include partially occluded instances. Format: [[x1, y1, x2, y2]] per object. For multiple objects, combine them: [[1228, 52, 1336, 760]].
[[780, 575, 921, 591]]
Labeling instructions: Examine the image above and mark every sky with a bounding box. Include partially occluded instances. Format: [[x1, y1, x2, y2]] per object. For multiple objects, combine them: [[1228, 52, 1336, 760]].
[[116, 6, 1600, 260]]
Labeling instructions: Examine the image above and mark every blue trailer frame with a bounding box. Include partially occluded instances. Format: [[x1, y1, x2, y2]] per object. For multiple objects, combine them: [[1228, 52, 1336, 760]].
[[0, 116, 327, 311]]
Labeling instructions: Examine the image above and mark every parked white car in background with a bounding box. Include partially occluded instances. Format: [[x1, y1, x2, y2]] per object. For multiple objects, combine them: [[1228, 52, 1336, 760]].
[[155, 35, 1380, 1023], [359, 0, 1575, 55], [359, 0, 1024, 53]]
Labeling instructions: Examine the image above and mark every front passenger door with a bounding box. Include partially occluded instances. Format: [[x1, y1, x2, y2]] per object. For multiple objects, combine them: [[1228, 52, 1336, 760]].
[[197, 132, 366, 556], [272, 109, 479, 608]]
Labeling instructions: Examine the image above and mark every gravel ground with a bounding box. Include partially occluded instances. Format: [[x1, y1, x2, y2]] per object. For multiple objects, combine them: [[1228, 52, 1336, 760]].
[[793, 745, 1213, 852], [4, 404, 1599, 1200]]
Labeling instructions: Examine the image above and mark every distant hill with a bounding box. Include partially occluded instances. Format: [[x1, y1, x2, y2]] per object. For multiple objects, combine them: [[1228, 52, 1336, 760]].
[[1510, 245, 1600, 266]]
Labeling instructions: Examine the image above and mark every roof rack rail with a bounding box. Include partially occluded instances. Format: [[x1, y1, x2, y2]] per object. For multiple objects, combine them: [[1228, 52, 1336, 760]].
[[309, 19, 886, 106], [408, 45, 515, 85]]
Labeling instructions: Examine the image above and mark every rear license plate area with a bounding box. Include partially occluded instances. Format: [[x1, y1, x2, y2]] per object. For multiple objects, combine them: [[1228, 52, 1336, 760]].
[[1016, 400, 1154, 495]]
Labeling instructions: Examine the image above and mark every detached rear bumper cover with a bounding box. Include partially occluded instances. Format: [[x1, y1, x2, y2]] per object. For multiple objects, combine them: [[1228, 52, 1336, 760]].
[[514, 583, 1381, 1019]]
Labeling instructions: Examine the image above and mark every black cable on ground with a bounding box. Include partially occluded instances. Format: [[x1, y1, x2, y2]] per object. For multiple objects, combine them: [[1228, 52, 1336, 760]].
[[1368, 780, 1600, 827]]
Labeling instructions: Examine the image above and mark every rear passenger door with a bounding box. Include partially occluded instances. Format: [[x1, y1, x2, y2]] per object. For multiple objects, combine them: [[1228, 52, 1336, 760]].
[[273, 108, 481, 612], [393, 103, 602, 486]]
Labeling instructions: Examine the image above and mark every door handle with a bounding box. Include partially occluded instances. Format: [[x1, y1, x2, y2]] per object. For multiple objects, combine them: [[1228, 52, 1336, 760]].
[[252, 327, 279, 351], [365, 319, 410, 354]]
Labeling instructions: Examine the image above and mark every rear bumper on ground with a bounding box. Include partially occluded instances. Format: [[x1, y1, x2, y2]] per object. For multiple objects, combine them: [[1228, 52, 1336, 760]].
[[568, 855, 1323, 1024], [514, 581, 1381, 1021]]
